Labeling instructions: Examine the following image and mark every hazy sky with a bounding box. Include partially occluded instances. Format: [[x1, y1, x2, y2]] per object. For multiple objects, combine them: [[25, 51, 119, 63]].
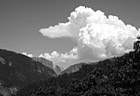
[[1, 0, 140, 56]]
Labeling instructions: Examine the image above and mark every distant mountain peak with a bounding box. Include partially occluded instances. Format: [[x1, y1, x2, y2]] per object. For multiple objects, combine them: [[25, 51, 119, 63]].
[[33, 57, 63, 75], [61, 62, 87, 75]]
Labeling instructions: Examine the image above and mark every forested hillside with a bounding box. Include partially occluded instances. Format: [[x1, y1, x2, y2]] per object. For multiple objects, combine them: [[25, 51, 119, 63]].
[[0, 49, 56, 96], [16, 37, 140, 96]]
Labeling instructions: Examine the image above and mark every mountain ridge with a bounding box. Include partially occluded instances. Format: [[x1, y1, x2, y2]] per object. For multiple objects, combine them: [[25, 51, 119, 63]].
[[0, 49, 56, 95]]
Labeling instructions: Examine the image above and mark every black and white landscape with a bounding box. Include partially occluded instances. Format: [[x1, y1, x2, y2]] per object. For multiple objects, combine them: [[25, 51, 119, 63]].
[[0, 0, 140, 96]]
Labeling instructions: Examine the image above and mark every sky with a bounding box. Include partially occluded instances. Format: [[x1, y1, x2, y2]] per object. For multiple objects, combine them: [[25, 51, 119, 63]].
[[1, 0, 140, 68]]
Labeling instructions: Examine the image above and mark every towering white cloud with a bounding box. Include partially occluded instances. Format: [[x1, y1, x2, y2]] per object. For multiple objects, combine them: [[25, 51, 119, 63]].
[[39, 6, 140, 69]]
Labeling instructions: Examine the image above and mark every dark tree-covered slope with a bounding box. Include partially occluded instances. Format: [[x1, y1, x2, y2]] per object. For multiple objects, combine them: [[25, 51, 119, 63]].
[[0, 49, 56, 89]]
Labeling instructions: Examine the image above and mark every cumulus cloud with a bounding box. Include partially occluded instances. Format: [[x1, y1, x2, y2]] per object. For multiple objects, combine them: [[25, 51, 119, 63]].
[[39, 6, 140, 69], [39, 49, 78, 68], [22, 52, 33, 58]]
